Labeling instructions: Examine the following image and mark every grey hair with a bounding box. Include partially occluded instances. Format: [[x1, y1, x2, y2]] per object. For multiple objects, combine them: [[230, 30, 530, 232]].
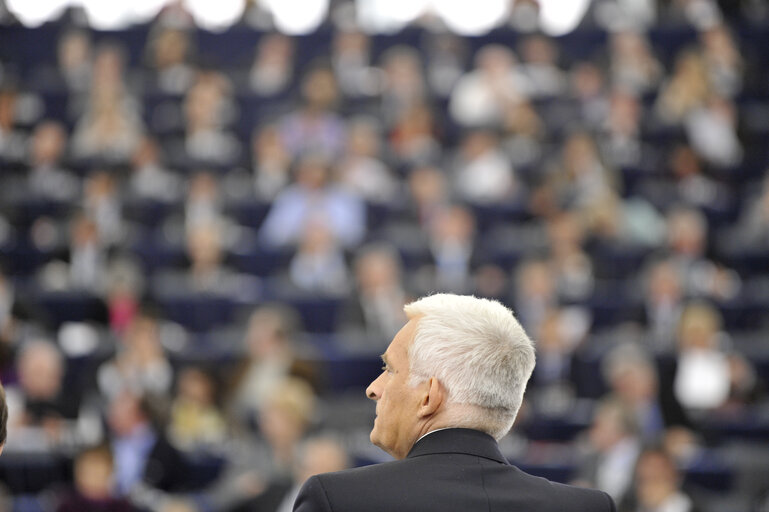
[[404, 294, 536, 439]]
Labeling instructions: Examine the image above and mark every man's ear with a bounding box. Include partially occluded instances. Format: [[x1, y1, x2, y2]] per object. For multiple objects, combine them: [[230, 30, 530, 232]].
[[417, 377, 444, 418]]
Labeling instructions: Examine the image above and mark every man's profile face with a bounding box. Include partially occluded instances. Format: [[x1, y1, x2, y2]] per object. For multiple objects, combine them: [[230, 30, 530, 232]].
[[366, 317, 424, 459]]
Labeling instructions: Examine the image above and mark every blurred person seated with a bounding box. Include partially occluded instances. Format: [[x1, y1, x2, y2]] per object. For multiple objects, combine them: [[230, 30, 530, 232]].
[[184, 171, 223, 233], [424, 204, 477, 294], [71, 43, 143, 162], [600, 89, 644, 169], [342, 243, 409, 341], [56, 444, 137, 512], [654, 51, 710, 126], [251, 123, 292, 201], [608, 30, 662, 95], [106, 391, 189, 500], [209, 377, 317, 511], [580, 191, 666, 249], [640, 258, 686, 351], [664, 205, 740, 301], [257, 378, 317, 478], [546, 211, 595, 301], [258, 154, 366, 248], [82, 170, 124, 247], [512, 258, 559, 334], [336, 116, 397, 204], [528, 308, 587, 416], [423, 32, 467, 99], [379, 46, 428, 127], [231, 435, 350, 512], [97, 310, 173, 400], [5, 339, 80, 450], [672, 301, 761, 414], [39, 213, 108, 294], [23, 120, 80, 202], [660, 0, 723, 28], [227, 305, 318, 429], [734, 172, 769, 250], [0, 86, 31, 164], [144, 26, 195, 95], [619, 445, 701, 512], [163, 219, 243, 295], [684, 93, 742, 168], [289, 221, 350, 295], [449, 44, 530, 128], [640, 143, 731, 212], [573, 398, 642, 501], [540, 131, 616, 212], [105, 258, 144, 336], [518, 34, 567, 98], [568, 61, 610, 129], [603, 343, 691, 442], [403, 164, 450, 229], [699, 23, 743, 97], [129, 136, 183, 203], [279, 64, 345, 159], [182, 71, 241, 165], [50, 29, 93, 94], [332, 29, 378, 99], [167, 366, 227, 450], [388, 102, 441, 165], [501, 100, 545, 169], [452, 129, 519, 205], [248, 33, 295, 96]]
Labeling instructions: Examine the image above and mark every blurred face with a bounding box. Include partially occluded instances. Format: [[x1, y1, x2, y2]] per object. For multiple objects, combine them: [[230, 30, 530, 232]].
[[75, 451, 113, 499], [636, 451, 677, 507], [366, 318, 424, 459]]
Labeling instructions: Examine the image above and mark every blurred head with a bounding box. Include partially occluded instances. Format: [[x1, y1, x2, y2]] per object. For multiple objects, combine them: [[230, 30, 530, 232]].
[[589, 398, 639, 452], [177, 367, 216, 406], [150, 28, 190, 70], [244, 305, 299, 360], [408, 165, 448, 209], [74, 445, 115, 500], [677, 301, 722, 351], [107, 391, 149, 437], [646, 259, 682, 304], [366, 294, 536, 459], [475, 45, 516, 75], [295, 154, 331, 190], [301, 65, 339, 110], [603, 343, 659, 404], [18, 340, 64, 400], [354, 244, 402, 294], [430, 205, 476, 244], [295, 436, 350, 483], [186, 221, 223, 270], [516, 259, 556, 301], [635, 447, 681, 508], [30, 121, 67, 166], [58, 29, 91, 72], [259, 377, 316, 450], [666, 206, 707, 257]]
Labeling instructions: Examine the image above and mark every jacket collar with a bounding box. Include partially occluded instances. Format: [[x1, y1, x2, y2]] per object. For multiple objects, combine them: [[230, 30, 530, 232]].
[[406, 428, 509, 465]]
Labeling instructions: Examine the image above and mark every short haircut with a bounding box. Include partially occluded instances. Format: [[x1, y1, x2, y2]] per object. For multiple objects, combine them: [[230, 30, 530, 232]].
[[404, 294, 536, 439]]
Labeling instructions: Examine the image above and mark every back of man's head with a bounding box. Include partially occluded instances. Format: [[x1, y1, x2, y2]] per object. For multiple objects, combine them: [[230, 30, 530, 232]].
[[404, 294, 536, 439]]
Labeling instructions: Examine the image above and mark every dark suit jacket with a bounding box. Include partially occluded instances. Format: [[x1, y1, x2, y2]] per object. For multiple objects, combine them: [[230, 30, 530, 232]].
[[294, 428, 616, 512]]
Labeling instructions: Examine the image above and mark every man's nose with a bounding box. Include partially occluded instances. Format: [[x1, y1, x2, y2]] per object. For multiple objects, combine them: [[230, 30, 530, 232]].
[[366, 374, 382, 400]]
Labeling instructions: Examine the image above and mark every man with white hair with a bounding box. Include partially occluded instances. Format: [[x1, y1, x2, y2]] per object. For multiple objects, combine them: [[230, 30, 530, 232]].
[[293, 294, 616, 511]]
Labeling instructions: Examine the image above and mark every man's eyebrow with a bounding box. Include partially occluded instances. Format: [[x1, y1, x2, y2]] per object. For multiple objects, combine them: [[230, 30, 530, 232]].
[[380, 354, 389, 365]]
